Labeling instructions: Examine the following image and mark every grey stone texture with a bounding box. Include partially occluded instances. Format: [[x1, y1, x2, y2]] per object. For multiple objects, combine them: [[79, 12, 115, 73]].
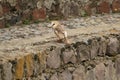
[[0, 0, 120, 28], [0, 13, 120, 80], [0, 33, 120, 80]]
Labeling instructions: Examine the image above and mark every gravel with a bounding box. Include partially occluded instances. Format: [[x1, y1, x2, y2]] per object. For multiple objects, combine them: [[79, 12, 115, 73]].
[[0, 14, 120, 42]]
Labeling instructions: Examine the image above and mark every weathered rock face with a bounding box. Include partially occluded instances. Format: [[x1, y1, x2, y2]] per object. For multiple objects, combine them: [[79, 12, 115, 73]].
[[73, 65, 86, 80], [97, 1, 111, 14], [46, 47, 61, 69], [112, 0, 120, 12], [107, 37, 119, 56], [0, 32, 120, 80], [0, 0, 120, 28]]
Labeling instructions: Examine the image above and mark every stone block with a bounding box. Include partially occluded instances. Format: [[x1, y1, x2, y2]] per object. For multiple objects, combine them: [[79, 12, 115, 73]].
[[70, 1, 79, 16], [50, 73, 59, 80], [24, 54, 34, 78], [112, 0, 120, 12], [14, 58, 25, 80], [2, 62, 13, 80], [94, 63, 106, 80], [22, 9, 32, 20], [88, 38, 100, 59], [61, 46, 77, 64], [75, 42, 90, 62], [86, 70, 95, 80], [97, 1, 110, 14], [15, 0, 21, 11], [98, 37, 107, 56], [2, 3, 10, 14], [34, 52, 47, 75], [106, 37, 119, 56], [32, 8, 46, 20], [115, 58, 120, 80], [84, 4, 92, 16], [0, 66, 2, 80], [0, 4, 3, 17], [46, 47, 61, 69], [0, 18, 5, 28], [105, 60, 117, 80], [73, 65, 86, 80], [58, 70, 72, 80]]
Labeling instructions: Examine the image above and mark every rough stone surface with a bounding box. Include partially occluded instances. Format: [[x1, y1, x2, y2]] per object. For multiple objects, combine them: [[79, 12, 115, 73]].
[[76, 42, 90, 62], [86, 70, 95, 80], [50, 73, 59, 80], [0, 0, 119, 28], [94, 63, 106, 80], [97, 1, 111, 14], [105, 60, 117, 80], [2, 62, 13, 80], [0, 5, 3, 17], [14, 58, 25, 80], [0, 19, 5, 28], [107, 37, 119, 56], [32, 8, 46, 20], [62, 46, 77, 64], [34, 52, 47, 76], [73, 65, 86, 80], [98, 37, 107, 56], [89, 38, 99, 59], [112, 0, 120, 12], [0, 67, 2, 80], [58, 70, 72, 80], [0, 33, 120, 80], [115, 58, 120, 80], [46, 47, 61, 69], [0, 14, 120, 80], [24, 54, 34, 78]]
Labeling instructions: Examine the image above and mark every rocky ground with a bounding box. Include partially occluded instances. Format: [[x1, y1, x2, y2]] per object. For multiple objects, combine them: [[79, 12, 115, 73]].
[[0, 0, 120, 28], [0, 14, 120, 55], [0, 14, 120, 42], [0, 14, 120, 80]]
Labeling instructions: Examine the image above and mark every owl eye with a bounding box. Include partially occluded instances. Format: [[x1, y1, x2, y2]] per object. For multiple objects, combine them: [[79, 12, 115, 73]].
[[52, 23, 55, 26]]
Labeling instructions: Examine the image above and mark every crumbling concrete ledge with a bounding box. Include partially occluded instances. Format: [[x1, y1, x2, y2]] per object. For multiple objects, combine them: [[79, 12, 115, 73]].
[[0, 28, 120, 80]]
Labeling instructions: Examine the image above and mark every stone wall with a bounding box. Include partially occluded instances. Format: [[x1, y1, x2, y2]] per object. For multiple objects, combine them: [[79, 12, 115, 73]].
[[0, 33, 120, 80], [0, 0, 120, 28]]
